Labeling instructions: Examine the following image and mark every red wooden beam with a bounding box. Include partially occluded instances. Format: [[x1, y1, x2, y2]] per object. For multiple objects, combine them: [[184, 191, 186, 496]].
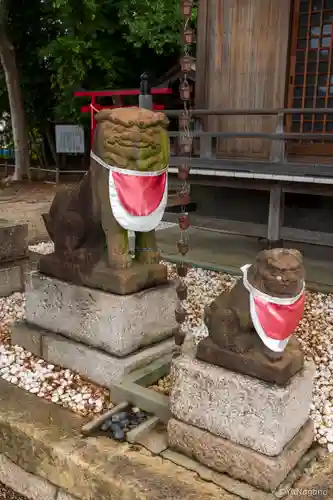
[[81, 104, 165, 113], [74, 87, 171, 147], [74, 88, 172, 97]]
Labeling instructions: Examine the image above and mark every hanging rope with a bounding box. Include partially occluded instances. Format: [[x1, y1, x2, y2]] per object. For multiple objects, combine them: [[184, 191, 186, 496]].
[[174, 0, 195, 346]]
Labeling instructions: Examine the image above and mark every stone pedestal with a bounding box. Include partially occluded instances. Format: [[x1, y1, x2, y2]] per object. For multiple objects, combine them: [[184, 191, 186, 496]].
[[26, 272, 177, 357], [168, 354, 315, 492], [167, 418, 314, 493], [38, 253, 168, 295], [11, 271, 178, 386], [11, 322, 175, 386], [196, 335, 304, 386], [0, 220, 28, 297]]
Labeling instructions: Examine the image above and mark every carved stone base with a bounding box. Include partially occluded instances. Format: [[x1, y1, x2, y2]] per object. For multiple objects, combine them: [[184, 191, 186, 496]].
[[196, 336, 304, 385], [26, 272, 178, 357], [169, 355, 315, 456], [38, 252, 167, 295], [11, 321, 176, 386]]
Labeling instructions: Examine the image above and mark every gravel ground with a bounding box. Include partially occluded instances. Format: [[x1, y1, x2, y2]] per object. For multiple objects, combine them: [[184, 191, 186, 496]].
[[1, 235, 333, 453], [0, 483, 27, 500]]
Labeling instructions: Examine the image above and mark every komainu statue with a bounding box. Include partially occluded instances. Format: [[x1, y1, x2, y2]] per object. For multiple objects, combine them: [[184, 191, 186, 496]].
[[196, 248, 306, 385], [39, 107, 170, 294]]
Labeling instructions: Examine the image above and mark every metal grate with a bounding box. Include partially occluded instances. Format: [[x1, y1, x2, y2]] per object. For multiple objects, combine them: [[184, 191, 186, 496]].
[[288, 0, 333, 152]]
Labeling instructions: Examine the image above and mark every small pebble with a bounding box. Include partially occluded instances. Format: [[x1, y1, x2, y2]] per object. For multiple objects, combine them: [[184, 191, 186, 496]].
[[110, 423, 125, 441], [101, 420, 111, 432], [115, 411, 128, 421]]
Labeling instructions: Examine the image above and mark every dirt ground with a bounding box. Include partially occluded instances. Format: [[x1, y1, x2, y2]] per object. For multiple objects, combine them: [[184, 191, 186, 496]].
[[0, 182, 69, 244]]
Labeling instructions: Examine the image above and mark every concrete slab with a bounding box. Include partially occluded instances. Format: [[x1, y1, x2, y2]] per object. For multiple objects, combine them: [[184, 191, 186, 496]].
[[136, 426, 169, 455], [167, 418, 314, 492], [11, 321, 176, 386], [0, 219, 28, 262], [0, 378, 237, 500], [127, 416, 160, 444], [169, 355, 315, 456], [25, 272, 178, 357], [110, 356, 172, 423]]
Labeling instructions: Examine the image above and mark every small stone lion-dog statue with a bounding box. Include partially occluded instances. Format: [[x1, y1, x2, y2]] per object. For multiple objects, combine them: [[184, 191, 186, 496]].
[[39, 107, 170, 295], [196, 248, 306, 385]]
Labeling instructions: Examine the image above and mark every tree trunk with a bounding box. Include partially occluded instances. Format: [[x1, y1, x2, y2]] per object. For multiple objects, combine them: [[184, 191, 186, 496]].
[[0, 26, 30, 180]]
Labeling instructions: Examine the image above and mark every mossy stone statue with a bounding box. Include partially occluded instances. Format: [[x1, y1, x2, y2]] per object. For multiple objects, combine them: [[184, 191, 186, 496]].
[[39, 107, 171, 295]]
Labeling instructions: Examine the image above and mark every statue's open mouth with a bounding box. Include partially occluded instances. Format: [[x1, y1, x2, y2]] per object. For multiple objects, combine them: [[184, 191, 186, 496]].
[[105, 138, 157, 149]]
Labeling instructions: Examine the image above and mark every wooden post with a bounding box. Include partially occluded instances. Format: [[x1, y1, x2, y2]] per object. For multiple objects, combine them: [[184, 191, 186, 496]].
[[90, 94, 96, 147], [197, 121, 212, 158], [139, 73, 153, 110], [269, 113, 286, 163], [267, 184, 284, 247], [55, 166, 60, 184]]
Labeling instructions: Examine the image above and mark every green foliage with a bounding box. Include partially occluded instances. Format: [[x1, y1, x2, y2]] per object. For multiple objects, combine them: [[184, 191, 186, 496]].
[[118, 0, 181, 53], [0, 0, 182, 132]]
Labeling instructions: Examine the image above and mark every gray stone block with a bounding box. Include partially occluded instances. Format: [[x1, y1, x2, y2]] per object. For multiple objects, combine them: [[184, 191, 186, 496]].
[[169, 355, 315, 456], [0, 262, 24, 297], [161, 450, 275, 500], [167, 418, 314, 492], [11, 321, 175, 388], [0, 219, 28, 262], [11, 322, 42, 356], [41, 326, 175, 386], [0, 453, 56, 500], [26, 272, 178, 357]]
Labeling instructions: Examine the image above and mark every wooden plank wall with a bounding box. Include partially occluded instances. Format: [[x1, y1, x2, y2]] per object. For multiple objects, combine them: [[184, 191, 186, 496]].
[[196, 0, 292, 158]]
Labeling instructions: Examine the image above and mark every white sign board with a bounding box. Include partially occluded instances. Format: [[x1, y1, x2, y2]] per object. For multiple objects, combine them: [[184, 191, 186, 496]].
[[55, 125, 85, 154]]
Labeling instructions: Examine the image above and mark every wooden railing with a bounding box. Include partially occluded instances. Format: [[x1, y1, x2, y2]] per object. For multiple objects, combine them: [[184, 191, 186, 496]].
[[165, 108, 333, 167], [163, 108, 333, 248]]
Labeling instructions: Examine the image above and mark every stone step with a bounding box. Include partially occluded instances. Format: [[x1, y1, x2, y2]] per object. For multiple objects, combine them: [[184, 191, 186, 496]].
[[0, 378, 234, 500]]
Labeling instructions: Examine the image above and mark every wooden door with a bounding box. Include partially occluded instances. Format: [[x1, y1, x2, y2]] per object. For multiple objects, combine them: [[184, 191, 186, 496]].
[[197, 0, 291, 159], [287, 0, 333, 155]]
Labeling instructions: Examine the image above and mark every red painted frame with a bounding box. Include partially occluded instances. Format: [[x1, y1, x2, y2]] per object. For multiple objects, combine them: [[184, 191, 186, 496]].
[[74, 88, 172, 145]]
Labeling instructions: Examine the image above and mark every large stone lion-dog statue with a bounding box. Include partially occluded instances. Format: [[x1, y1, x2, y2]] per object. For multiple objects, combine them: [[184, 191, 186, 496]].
[[39, 107, 170, 294]]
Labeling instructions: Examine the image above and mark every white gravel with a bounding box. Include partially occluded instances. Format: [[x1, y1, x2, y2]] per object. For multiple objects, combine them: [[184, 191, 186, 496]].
[[2, 237, 333, 452], [0, 294, 110, 417]]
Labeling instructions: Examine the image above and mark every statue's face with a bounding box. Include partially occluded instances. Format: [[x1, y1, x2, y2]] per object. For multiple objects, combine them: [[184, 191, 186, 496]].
[[102, 123, 170, 172], [94, 108, 170, 172], [249, 248, 304, 297]]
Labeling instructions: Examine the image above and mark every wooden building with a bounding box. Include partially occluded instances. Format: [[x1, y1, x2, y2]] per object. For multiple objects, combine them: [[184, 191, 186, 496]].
[[166, 0, 333, 248]]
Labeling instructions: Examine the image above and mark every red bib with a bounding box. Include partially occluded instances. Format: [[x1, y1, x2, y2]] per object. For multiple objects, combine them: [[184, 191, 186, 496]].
[[253, 294, 305, 341], [90, 151, 168, 232], [241, 264, 305, 352], [111, 170, 167, 217]]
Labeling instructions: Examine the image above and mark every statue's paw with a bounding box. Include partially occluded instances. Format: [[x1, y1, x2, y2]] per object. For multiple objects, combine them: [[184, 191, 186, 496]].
[[262, 345, 283, 362], [135, 250, 160, 265], [108, 254, 132, 269]]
